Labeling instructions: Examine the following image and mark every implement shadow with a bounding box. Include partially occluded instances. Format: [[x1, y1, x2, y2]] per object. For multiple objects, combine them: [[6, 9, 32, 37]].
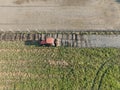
[[116, 0, 120, 3], [24, 40, 40, 47], [24, 40, 56, 47]]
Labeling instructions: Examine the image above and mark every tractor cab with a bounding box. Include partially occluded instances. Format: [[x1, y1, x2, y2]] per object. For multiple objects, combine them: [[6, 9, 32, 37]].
[[40, 37, 55, 46]]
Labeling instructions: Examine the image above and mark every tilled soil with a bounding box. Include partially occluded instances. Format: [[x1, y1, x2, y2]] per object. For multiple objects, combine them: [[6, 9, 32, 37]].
[[0, 0, 120, 31]]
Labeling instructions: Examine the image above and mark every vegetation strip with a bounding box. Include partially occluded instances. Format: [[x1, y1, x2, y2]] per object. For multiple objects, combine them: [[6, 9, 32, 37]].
[[0, 41, 120, 90]]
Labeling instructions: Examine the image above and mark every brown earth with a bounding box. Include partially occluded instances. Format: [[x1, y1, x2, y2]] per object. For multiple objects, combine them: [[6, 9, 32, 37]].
[[14, 0, 88, 5], [0, 0, 120, 31]]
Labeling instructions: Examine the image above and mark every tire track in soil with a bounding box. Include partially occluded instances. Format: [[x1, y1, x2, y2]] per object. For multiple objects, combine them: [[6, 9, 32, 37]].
[[91, 55, 120, 90], [97, 66, 112, 90]]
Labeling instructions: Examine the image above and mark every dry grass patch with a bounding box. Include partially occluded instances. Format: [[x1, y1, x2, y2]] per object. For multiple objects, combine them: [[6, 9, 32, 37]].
[[48, 60, 69, 66]]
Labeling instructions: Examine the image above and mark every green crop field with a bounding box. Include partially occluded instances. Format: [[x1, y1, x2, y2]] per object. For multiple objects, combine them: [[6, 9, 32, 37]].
[[0, 41, 120, 90]]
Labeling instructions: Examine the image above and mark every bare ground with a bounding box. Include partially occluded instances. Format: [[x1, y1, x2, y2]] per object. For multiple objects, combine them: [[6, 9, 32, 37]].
[[0, 0, 120, 31]]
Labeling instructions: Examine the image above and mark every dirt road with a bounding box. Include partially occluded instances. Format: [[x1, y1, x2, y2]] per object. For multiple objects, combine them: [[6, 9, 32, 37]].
[[0, 0, 120, 31]]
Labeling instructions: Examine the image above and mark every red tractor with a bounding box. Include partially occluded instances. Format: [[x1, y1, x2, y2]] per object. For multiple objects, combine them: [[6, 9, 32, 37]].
[[40, 37, 60, 47], [40, 37, 55, 46]]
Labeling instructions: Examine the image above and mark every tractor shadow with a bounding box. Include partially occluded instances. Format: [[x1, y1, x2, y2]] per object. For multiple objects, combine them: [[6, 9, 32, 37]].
[[116, 0, 120, 3], [24, 40, 55, 47], [24, 40, 40, 47]]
